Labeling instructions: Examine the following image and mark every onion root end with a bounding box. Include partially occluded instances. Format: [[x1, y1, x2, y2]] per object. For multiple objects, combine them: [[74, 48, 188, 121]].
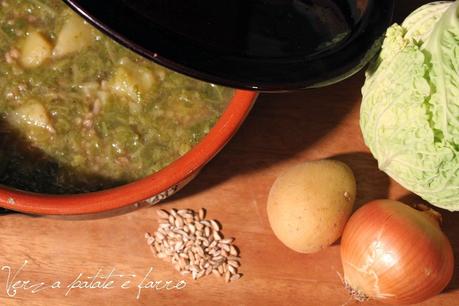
[[344, 279, 369, 302]]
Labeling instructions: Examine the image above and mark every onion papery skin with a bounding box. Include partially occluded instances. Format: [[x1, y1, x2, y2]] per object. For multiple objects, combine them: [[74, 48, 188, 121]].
[[340, 200, 454, 304]]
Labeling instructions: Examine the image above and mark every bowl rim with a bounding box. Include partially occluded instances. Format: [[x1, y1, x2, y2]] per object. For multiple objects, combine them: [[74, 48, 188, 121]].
[[0, 90, 257, 215]]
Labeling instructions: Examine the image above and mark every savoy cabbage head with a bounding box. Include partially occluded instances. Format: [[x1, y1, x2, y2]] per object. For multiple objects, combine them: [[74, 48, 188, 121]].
[[360, 1, 459, 210]]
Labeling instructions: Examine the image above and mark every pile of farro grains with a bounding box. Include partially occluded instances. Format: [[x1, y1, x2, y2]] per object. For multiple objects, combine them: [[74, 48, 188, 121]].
[[145, 208, 241, 282]]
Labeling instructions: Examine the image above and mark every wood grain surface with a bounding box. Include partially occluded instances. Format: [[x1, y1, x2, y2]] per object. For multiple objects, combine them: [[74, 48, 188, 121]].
[[1, 1, 458, 305]]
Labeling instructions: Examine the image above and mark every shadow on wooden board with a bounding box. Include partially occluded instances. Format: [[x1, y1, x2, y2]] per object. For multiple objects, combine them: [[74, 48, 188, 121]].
[[172, 72, 364, 201]]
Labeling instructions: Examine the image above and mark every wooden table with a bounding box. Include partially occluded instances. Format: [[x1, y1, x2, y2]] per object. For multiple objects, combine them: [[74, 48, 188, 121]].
[[1, 1, 458, 305]]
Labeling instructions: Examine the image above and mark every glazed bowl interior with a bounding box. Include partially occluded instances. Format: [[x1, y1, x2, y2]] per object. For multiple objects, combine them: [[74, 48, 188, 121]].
[[0, 90, 256, 215]]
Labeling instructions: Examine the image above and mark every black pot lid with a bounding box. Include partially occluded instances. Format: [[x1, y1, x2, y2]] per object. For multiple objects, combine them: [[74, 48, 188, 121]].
[[63, 0, 394, 91]]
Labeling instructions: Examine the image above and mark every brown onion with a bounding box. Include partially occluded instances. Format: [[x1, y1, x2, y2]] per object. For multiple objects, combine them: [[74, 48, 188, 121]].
[[340, 199, 454, 304]]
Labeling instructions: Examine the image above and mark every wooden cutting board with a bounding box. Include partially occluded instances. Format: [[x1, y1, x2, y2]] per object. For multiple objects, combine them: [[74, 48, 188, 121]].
[[0, 1, 457, 305]]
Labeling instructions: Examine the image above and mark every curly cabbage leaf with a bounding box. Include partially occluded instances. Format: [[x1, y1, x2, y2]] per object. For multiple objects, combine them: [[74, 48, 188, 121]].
[[360, 1, 459, 210]]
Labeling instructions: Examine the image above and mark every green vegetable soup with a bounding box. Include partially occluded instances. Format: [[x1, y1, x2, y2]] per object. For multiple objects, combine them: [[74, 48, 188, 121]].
[[0, 0, 233, 193]]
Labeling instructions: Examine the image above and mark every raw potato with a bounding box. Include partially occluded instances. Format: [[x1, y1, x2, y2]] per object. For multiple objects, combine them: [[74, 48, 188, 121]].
[[267, 160, 356, 253], [19, 31, 52, 68]]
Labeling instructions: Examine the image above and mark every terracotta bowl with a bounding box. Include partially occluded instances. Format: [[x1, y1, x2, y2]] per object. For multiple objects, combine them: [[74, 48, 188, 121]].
[[0, 90, 257, 215]]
